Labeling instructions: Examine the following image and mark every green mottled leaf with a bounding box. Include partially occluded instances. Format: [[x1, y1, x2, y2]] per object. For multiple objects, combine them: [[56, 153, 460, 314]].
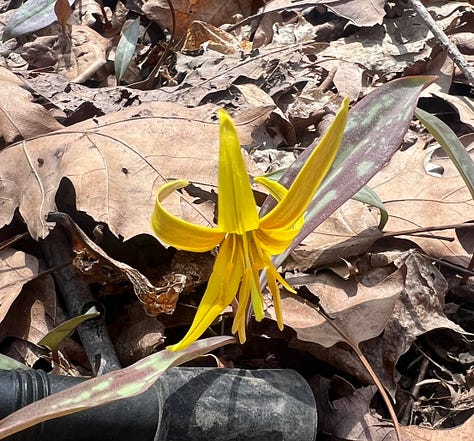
[[114, 18, 140, 84], [0, 336, 235, 439], [0, 354, 28, 371], [3, 0, 75, 41], [38, 306, 101, 351], [353, 186, 388, 230], [271, 75, 435, 268], [415, 107, 474, 201]]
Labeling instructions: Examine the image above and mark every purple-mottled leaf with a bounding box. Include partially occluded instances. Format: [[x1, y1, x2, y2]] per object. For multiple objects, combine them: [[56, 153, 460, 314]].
[[0, 336, 236, 440], [272, 76, 435, 268]]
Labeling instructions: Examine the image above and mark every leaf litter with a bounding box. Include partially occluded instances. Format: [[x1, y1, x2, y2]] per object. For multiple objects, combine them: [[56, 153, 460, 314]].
[[0, 0, 473, 440]]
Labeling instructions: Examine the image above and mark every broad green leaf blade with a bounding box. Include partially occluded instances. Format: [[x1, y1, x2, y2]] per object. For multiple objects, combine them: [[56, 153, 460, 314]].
[[415, 107, 474, 201], [38, 306, 101, 351], [114, 18, 140, 84], [3, 0, 75, 41], [0, 336, 236, 440], [0, 354, 28, 370], [272, 75, 435, 268], [353, 186, 388, 230]]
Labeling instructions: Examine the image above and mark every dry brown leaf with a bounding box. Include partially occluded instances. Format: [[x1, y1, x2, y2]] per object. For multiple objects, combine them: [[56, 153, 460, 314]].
[[359, 250, 471, 395], [285, 208, 382, 271], [284, 250, 470, 394], [142, 0, 253, 41], [0, 274, 59, 367], [21, 26, 110, 83], [0, 68, 25, 86], [319, 14, 430, 75], [48, 212, 185, 316], [0, 101, 269, 240], [318, 59, 365, 100], [0, 68, 64, 144], [314, 376, 396, 440], [269, 265, 404, 347], [0, 249, 39, 323], [370, 139, 473, 266], [182, 21, 240, 54], [271, 15, 316, 45], [261, 0, 386, 27], [114, 302, 165, 365], [432, 92, 474, 130], [402, 414, 474, 441]]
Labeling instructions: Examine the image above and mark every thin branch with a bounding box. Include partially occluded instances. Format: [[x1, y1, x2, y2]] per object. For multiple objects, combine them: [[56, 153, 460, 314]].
[[405, 0, 474, 86]]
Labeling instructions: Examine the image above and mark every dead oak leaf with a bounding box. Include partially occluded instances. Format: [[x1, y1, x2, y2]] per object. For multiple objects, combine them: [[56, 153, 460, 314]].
[[0, 101, 268, 240]]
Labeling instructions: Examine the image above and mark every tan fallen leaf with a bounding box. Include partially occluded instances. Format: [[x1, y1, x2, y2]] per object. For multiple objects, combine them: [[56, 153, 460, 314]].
[[433, 92, 474, 130], [182, 21, 240, 54], [259, 0, 386, 27], [370, 138, 473, 266], [268, 265, 404, 347], [0, 101, 269, 240], [314, 376, 396, 441], [282, 251, 470, 395], [402, 413, 474, 441], [21, 26, 110, 83], [318, 59, 365, 100], [361, 250, 469, 395], [0, 68, 63, 144], [0, 249, 39, 323], [142, 0, 253, 41]]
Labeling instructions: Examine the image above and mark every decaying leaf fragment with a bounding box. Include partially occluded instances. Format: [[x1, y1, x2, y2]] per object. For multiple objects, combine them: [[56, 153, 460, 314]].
[[48, 212, 185, 315]]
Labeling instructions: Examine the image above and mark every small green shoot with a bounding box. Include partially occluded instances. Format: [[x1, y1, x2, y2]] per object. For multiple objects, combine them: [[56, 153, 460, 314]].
[[115, 18, 141, 85], [38, 306, 101, 352]]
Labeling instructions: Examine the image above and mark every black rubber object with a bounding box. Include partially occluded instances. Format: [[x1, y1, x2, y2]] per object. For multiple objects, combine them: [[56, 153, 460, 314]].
[[0, 368, 317, 441]]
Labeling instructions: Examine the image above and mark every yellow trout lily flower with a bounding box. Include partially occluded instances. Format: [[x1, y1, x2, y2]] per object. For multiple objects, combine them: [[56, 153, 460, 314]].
[[152, 98, 349, 351]]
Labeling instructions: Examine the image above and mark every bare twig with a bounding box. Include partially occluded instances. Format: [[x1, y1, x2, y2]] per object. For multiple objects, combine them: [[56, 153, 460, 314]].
[[405, 0, 474, 86], [0, 232, 28, 250], [318, 66, 337, 92], [399, 357, 430, 425]]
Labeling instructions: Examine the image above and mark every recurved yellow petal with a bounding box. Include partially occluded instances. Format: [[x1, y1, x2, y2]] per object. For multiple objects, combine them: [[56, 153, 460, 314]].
[[217, 109, 259, 234], [254, 176, 288, 201], [260, 97, 349, 230], [151, 179, 224, 252]]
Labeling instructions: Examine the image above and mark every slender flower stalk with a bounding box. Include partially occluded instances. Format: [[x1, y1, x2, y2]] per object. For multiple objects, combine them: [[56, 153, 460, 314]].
[[152, 98, 349, 351]]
